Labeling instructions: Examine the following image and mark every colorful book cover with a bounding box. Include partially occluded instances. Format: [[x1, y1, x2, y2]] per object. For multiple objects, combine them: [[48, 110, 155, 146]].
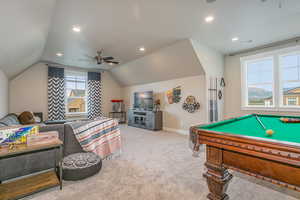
[[0, 126, 39, 145]]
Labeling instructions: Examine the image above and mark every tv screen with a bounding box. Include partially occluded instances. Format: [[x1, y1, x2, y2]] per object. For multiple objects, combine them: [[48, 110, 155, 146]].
[[134, 91, 154, 110]]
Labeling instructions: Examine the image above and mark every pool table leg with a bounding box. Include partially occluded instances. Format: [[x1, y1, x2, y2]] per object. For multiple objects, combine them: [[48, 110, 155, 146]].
[[203, 146, 233, 200]]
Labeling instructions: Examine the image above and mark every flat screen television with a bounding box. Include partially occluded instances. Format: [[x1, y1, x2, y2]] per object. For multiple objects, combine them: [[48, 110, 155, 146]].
[[134, 91, 154, 111]]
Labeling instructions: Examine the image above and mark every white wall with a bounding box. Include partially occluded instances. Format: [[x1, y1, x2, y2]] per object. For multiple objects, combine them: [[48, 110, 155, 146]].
[[9, 63, 122, 120], [224, 42, 300, 118], [190, 39, 225, 121], [101, 71, 123, 117], [0, 69, 8, 118], [123, 75, 207, 134], [9, 63, 49, 119]]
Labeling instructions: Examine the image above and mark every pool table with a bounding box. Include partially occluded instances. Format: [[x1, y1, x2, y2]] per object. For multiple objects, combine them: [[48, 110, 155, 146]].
[[190, 114, 300, 200]]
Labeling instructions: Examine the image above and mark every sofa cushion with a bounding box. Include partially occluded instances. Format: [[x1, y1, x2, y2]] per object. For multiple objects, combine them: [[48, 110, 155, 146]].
[[0, 122, 6, 127], [0, 114, 20, 126]]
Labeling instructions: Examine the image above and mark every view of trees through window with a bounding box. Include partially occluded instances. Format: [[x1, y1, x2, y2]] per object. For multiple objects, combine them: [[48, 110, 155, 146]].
[[65, 71, 87, 114]]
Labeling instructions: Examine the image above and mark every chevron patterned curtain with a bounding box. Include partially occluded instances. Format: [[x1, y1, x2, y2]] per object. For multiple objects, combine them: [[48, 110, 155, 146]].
[[88, 72, 102, 119], [48, 66, 65, 120]]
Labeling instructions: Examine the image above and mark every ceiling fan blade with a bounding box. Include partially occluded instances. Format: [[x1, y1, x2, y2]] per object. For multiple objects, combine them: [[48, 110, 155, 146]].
[[106, 61, 119, 65], [103, 56, 114, 60]]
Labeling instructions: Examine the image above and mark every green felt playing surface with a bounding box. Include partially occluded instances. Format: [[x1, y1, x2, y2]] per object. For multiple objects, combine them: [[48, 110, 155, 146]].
[[200, 114, 300, 144]]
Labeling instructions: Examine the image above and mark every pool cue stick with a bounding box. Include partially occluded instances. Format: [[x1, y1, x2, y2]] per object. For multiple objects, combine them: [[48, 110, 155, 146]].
[[255, 115, 267, 130], [209, 77, 213, 122], [214, 77, 218, 122]]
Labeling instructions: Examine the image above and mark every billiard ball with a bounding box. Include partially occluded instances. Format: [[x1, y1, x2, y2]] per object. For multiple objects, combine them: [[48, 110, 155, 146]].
[[266, 129, 274, 136]]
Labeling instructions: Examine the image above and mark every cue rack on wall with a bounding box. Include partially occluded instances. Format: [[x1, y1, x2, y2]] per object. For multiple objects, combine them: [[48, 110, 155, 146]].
[[208, 77, 225, 122]]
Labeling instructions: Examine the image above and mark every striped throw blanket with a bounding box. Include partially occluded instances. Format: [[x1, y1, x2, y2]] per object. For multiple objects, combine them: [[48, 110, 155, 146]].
[[70, 117, 121, 160]]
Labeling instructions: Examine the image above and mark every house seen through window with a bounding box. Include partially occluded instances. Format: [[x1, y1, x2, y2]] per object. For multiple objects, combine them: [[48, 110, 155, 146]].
[[65, 70, 87, 114], [281, 53, 300, 107]]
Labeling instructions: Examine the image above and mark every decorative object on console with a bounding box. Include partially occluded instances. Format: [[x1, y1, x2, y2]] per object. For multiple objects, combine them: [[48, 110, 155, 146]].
[[154, 99, 161, 111], [182, 96, 200, 113], [87, 72, 103, 119], [111, 99, 125, 112], [166, 86, 181, 104], [48, 66, 65, 121], [18, 111, 36, 125]]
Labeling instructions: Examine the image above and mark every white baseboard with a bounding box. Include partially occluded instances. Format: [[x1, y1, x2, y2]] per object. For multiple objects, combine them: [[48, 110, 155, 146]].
[[163, 127, 189, 135]]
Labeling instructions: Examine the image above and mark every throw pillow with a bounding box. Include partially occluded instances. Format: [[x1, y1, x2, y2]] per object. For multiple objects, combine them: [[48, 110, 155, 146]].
[[18, 111, 36, 125]]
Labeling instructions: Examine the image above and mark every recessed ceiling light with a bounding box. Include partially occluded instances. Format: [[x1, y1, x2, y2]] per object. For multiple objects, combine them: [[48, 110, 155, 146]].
[[72, 25, 81, 32], [232, 37, 239, 42], [139, 47, 146, 52], [56, 52, 63, 57], [205, 16, 214, 23]]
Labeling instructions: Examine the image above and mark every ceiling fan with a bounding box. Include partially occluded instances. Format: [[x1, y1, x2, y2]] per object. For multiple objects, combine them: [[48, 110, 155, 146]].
[[84, 50, 119, 65]]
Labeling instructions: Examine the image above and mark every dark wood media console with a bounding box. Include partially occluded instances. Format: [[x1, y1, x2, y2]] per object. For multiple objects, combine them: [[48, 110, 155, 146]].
[[128, 109, 162, 131]]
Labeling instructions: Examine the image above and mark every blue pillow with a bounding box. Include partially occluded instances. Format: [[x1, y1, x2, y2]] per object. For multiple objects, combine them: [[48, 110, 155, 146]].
[[0, 114, 20, 126]]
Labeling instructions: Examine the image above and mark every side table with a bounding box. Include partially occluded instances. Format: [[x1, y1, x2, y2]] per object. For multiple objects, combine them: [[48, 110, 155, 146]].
[[0, 138, 63, 200], [109, 112, 126, 124]]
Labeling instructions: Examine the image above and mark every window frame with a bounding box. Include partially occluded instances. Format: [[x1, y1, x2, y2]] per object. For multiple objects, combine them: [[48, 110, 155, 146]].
[[241, 45, 300, 112], [286, 97, 298, 106], [65, 70, 88, 116], [278, 50, 300, 109]]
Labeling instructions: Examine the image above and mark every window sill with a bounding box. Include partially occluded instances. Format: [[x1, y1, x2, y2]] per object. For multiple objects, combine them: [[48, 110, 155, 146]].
[[66, 113, 88, 120], [241, 106, 300, 112]]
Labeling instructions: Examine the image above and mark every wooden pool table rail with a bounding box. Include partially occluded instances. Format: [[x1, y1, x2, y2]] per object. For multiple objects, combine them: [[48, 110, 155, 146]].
[[191, 125, 300, 200]]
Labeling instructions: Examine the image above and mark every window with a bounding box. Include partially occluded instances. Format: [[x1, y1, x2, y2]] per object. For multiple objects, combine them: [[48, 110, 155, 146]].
[[280, 53, 300, 107], [65, 71, 87, 115], [286, 97, 298, 106], [241, 46, 300, 111], [244, 58, 274, 107]]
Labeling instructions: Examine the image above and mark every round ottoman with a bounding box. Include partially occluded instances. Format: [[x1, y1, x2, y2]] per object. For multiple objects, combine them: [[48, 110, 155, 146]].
[[62, 152, 102, 181]]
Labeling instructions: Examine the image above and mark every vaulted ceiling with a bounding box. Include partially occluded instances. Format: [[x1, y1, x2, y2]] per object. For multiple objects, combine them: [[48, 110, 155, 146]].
[[0, 0, 56, 78], [1, 0, 300, 80]]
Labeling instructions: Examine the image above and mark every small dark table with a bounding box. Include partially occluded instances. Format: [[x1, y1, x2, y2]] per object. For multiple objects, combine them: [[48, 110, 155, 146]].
[[109, 112, 126, 124], [0, 139, 63, 200]]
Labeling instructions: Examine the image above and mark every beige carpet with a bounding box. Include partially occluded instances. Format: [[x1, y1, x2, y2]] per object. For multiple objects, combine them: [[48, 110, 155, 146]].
[[23, 125, 300, 200]]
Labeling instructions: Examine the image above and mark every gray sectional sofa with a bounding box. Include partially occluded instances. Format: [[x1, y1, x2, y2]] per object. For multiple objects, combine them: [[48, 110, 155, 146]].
[[0, 113, 84, 182]]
